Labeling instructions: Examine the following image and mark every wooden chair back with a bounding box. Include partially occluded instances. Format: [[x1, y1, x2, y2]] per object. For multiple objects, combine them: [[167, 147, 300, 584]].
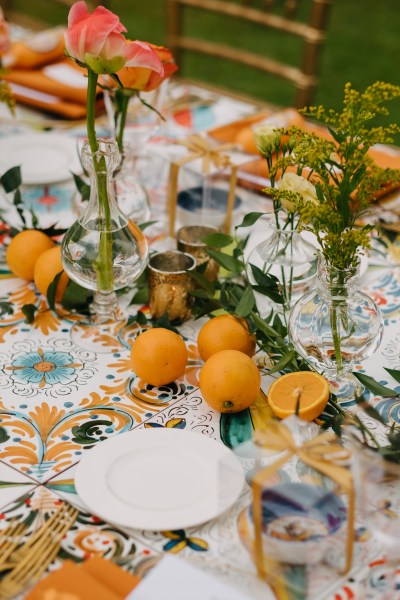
[[166, 0, 333, 107]]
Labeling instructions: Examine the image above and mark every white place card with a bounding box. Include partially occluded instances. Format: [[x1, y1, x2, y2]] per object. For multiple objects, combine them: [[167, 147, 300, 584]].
[[126, 555, 254, 600]]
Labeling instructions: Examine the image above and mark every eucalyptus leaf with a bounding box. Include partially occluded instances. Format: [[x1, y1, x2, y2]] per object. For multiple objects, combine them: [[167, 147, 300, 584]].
[[202, 233, 233, 248], [139, 220, 158, 231], [235, 286, 255, 317], [190, 288, 212, 299], [353, 372, 398, 398], [136, 311, 148, 325], [354, 393, 386, 424]]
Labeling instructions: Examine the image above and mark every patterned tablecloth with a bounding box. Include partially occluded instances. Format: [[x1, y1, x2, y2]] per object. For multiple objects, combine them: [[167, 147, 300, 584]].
[[0, 86, 400, 599]]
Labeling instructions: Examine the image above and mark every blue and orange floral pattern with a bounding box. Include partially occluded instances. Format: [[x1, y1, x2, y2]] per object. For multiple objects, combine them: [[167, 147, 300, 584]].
[[9, 348, 81, 387]]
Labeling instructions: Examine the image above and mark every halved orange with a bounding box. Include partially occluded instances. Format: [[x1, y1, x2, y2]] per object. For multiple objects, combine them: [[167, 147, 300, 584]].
[[267, 371, 330, 421]]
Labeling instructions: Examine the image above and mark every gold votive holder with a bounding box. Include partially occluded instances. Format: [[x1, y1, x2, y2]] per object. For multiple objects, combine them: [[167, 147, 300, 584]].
[[176, 225, 220, 281], [148, 250, 196, 321]]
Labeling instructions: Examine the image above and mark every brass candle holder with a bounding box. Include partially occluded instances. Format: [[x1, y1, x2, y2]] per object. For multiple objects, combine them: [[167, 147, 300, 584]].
[[148, 250, 196, 321], [176, 225, 220, 281]]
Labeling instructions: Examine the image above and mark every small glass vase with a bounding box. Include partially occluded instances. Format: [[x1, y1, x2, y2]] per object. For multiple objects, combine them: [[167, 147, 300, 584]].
[[61, 139, 148, 352], [288, 255, 384, 403], [246, 213, 317, 317]]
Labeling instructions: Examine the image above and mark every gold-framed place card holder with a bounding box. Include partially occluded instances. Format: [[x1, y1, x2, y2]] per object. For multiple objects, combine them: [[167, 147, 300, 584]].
[[166, 134, 238, 236], [251, 420, 355, 582]]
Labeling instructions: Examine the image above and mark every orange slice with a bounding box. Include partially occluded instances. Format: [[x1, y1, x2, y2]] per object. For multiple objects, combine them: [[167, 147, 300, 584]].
[[267, 371, 330, 421]]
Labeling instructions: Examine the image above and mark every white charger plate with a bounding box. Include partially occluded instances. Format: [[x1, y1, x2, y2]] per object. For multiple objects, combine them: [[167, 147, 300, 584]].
[[0, 132, 82, 184], [75, 428, 245, 531]]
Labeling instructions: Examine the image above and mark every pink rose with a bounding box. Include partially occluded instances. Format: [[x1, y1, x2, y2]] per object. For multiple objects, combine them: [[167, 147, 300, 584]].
[[0, 8, 11, 56], [64, 1, 163, 76]]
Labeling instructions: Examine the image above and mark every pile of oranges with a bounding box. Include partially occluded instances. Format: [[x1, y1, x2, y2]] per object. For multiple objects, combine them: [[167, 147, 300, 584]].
[[6, 229, 68, 302], [130, 314, 260, 414], [130, 313, 330, 420]]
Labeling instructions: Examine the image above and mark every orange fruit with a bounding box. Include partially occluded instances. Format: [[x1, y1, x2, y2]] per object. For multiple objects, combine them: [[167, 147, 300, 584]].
[[6, 229, 55, 280], [130, 327, 188, 386], [197, 314, 256, 362], [34, 246, 69, 302], [267, 371, 330, 421], [199, 349, 260, 413]]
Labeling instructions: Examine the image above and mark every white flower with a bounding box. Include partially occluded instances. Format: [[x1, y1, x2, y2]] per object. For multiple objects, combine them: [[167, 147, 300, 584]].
[[279, 172, 318, 211], [253, 124, 278, 156]]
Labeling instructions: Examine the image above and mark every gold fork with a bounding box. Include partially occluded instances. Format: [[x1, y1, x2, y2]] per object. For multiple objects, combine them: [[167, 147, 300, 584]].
[[0, 519, 28, 571], [0, 504, 79, 600]]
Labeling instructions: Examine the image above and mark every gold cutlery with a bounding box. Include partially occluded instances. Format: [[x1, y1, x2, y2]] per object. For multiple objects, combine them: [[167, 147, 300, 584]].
[[0, 519, 28, 571], [0, 504, 79, 599]]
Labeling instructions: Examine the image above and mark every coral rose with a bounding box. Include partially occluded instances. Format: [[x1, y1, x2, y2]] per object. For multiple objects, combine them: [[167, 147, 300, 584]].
[[116, 43, 178, 91], [65, 1, 163, 76]]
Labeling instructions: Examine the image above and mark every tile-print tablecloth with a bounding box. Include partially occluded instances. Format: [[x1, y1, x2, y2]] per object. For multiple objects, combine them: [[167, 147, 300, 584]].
[[0, 85, 400, 599]]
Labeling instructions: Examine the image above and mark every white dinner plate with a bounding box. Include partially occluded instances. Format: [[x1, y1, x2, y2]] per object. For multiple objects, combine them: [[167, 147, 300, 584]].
[[75, 428, 245, 531], [0, 132, 82, 185]]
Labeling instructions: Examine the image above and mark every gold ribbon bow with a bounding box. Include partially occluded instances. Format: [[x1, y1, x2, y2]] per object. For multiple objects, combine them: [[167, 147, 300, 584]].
[[252, 421, 355, 581], [167, 134, 238, 235]]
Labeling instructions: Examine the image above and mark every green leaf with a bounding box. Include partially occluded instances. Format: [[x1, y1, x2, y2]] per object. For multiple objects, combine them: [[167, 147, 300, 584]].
[[235, 286, 255, 317], [139, 220, 157, 231], [268, 350, 296, 375], [39, 225, 68, 237], [1, 166, 22, 193], [46, 271, 63, 310], [192, 300, 222, 318], [353, 372, 398, 398], [202, 233, 233, 248], [130, 287, 149, 305], [384, 368, 400, 385], [136, 311, 148, 325], [206, 249, 242, 275], [188, 270, 215, 295], [252, 285, 284, 305], [190, 289, 211, 299], [251, 311, 279, 338], [235, 212, 265, 228], [354, 393, 386, 424], [249, 263, 279, 289], [72, 173, 90, 201], [61, 280, 93, 313], [21, 304, 37, 324], [152, 313, 180, 333]]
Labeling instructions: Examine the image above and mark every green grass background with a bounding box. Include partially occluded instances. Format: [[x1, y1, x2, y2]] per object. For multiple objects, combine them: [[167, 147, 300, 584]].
[[10, 0, 400, 124]]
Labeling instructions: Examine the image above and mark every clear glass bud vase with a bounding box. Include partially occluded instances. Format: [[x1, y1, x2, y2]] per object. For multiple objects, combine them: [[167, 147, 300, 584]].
[[61, 139, 148, 351], [246, 214, 317, 317], [288, 256, 384, 403]]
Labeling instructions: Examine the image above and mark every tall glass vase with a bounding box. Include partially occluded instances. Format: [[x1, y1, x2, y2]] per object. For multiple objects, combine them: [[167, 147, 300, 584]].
[[246, 214, 317, 318], [61, 139, 148, 352], [288, 255, 384, 403]]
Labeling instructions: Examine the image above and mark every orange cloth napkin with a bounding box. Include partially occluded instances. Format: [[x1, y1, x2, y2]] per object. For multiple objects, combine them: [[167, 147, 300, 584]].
[[2, 28, 104, 119], [25, 557, 140, 599]]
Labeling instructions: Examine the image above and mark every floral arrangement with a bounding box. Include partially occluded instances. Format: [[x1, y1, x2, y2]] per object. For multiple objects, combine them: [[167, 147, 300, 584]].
[[0, 8, 15, 114], [64, 1, 163, 291], [262, 81, 400, 270]]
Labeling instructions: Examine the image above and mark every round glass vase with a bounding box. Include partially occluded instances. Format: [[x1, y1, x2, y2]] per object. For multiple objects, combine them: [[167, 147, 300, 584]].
[[288, 256, 384, 403], [246, 213, 317, 317], [61, 139, 149, 352]]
